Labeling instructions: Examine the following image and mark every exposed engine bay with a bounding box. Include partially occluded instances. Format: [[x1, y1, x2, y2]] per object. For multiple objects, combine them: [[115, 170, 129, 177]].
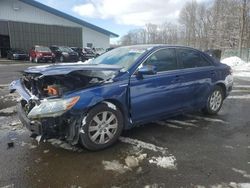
[[22, 70, 117, 99]]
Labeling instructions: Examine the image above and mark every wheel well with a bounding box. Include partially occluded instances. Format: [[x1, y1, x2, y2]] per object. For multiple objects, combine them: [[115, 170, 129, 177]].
[[87, 99, 125, 116], [103, 99, 125, 115], [216, 83, 226, 99]]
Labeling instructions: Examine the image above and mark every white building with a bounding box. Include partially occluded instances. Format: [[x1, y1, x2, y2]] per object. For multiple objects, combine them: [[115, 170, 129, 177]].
[[0, 0, 118, 56]]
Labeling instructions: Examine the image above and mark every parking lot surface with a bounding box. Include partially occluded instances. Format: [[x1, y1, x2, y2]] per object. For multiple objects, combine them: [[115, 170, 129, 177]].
[[0, 61, 249, 188]]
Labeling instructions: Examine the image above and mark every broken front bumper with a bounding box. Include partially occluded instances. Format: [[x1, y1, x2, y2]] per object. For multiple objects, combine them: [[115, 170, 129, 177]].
[[10, 79, 85, 143], [17, 103, 42, 135]]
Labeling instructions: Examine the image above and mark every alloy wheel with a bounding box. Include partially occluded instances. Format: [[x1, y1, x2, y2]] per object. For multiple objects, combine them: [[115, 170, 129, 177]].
[[209, 90, 222, 112], [88, 111, 118, 144]]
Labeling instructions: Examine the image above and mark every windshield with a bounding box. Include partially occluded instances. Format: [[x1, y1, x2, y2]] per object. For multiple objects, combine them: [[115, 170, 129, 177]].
[[59, 46, 73, 52], [36, 46, 51, 52], [91, 46, 147, 70]]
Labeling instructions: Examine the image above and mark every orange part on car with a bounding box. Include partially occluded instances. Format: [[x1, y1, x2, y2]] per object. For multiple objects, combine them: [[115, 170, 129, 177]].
[[44, 86, 59, 96], [66, 96, 80, 110]]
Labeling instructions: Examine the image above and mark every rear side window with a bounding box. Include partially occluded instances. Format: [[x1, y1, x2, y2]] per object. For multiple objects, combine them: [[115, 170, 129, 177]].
[[144, 48, 178, 72], [177, 49, 212, 68]]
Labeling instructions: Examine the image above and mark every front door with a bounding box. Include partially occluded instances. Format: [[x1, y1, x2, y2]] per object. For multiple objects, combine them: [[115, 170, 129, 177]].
[[129, 48, 185, 123]]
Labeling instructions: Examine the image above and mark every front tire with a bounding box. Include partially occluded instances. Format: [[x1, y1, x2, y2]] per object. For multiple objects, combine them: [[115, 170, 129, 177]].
[[203, 86, 224, 115], [79, 103, 123, 151]]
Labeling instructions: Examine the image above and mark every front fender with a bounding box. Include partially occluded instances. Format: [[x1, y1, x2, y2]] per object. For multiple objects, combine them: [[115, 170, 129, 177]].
[[67, 81, 132, 129]]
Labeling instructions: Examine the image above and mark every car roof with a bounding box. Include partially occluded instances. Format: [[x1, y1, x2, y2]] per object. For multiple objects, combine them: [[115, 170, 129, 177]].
[[121, 44, 203, 51]]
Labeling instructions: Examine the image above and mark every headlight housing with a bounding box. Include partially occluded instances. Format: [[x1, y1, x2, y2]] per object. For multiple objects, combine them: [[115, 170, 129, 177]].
[[27, 96, 79, 119]]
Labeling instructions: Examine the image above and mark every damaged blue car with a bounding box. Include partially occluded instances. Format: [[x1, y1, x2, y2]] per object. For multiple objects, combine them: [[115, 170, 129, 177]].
[[9, 45, 233, 150]]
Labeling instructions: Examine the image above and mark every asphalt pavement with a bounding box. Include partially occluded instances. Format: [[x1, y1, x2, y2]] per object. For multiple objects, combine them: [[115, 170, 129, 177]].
[[0, 61, 249, 188]]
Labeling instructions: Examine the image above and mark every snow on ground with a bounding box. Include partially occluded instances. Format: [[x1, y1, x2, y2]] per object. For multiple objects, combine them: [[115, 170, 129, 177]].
[[221, 56, 246, 67], [228, 94, 250, 99], [195, 182, 250, 188], [0, 106, 16, 114], [149, 156, 176, 169], [232, 168, 250, 179], [221, 56, 250, 79]]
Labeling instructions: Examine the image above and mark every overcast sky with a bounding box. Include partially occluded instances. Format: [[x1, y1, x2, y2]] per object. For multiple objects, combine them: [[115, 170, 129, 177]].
[[36, 0, 210, 42]]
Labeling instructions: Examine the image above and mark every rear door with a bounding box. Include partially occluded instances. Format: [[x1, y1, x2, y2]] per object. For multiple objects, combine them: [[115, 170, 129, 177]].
[[176, 48, 216, 108], [130, 48, 186, 123]]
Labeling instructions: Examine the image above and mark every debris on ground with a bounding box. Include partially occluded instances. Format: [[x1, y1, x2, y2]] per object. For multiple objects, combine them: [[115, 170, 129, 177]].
[[7, 142, 14, 148]]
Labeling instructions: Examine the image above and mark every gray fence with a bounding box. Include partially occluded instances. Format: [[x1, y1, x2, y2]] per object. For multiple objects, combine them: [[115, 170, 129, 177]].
[[222, 48, 250, 62]]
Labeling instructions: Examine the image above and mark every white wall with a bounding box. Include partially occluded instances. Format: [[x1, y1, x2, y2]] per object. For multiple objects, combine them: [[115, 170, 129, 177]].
[[0, 0, 111, 48], [83, 27, 110, 49]]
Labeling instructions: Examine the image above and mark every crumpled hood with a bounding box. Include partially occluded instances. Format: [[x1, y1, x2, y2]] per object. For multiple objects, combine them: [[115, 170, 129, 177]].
[[24, 63, 122, 76]]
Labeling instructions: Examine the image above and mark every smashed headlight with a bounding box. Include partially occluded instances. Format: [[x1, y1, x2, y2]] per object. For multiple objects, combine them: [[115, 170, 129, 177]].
[[27, 96, 79, 119]]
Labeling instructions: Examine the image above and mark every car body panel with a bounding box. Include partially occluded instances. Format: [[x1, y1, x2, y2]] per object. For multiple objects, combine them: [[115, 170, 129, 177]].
[[10, 45, 233, 143], [24, 63, 123, 76], [130, 70, 187, 123]]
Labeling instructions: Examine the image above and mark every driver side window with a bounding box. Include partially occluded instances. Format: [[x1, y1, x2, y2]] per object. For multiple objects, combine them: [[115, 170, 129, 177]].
[[143, 48, 178, 72]]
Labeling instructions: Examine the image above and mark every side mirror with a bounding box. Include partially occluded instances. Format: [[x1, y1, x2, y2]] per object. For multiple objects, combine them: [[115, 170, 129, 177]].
[[137, 65, 157, 75], [136, 65, 157, 79]]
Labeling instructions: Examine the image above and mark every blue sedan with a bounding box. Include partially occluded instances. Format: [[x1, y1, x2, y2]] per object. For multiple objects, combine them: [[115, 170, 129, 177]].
[[10, 45, 233, 150]]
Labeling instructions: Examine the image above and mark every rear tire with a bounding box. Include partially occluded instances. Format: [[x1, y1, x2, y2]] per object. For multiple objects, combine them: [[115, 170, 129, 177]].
[[203, 86, 224, 115], [79, 102, 123, 151]]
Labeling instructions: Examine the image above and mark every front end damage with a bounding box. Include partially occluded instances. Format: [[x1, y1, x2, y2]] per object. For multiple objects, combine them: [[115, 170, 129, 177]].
[[10, 64, 120, 144]]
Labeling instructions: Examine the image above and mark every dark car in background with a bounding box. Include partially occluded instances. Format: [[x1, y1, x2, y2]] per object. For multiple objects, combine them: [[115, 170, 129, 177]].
[[83, 47, 97, 59], [29, 46, 55, 63], [10, 45, 233, 151], [7, 48, 29, 60], [70, 47, 88, 61], [50, 46, 78, 62], [94, 48, 105, 56]]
